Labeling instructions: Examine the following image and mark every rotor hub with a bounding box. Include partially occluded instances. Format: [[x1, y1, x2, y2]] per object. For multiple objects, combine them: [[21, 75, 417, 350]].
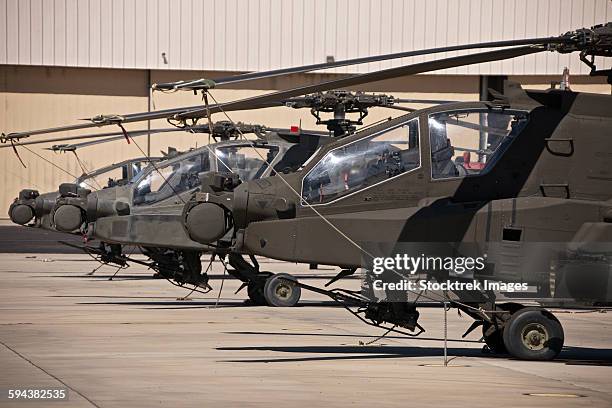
[[286, 90, 396, 137]]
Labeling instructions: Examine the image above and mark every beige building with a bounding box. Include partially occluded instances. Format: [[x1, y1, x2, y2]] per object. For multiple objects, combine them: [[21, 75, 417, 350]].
[[1, 0, 611, 216]]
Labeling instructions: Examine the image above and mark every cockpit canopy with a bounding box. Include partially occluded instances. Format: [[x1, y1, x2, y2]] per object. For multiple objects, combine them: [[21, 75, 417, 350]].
[[132, 143, 280, 206], [301, 107, 529, 205], [133, 151, 210, 206], [302, 118, 420, 205]]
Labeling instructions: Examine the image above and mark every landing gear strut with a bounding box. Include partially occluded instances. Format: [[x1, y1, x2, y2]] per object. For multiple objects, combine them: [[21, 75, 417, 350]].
[[246, 272, 272, 306], [229, 254, 301, 307], [142, 248, 209, 288]]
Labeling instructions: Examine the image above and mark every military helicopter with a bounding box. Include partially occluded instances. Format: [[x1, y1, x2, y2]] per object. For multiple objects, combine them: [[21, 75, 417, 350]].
[[3, 23, 611, 359]]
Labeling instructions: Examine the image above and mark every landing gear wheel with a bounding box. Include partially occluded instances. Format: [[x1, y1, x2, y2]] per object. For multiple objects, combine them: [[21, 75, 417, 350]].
[[247, 281, 267, 306], [482, 322, 506, 353], [502, 307, 564, 361], [264, 273, 301, 307]]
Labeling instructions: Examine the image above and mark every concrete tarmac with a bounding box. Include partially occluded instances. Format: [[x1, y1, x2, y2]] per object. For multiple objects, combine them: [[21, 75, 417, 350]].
[[0, 252, 611, 407]]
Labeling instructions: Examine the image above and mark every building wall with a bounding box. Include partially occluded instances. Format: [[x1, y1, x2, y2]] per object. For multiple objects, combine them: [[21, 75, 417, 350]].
[[2, 0, 611, 74]]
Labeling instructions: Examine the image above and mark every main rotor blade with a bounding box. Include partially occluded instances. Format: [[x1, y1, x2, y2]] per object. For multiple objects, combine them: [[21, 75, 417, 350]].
[[177, 45, 545, 119], [1, 102, 278, 141], [0, 128, 180, 149], [394, 98, 460, 104], [46, 133, 147, 151], [154, 36, 570, 90], [385, 106, 417, 112]]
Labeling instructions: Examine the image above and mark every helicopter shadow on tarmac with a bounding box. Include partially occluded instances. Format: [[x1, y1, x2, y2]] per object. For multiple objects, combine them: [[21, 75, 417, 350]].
[[215, 343, 612, 366], [43, 271, 352, 309], [47, 292, 340, 309], [68, 299, 341, 310]]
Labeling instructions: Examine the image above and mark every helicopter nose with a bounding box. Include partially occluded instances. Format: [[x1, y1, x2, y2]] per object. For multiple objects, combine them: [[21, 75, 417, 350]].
[[184, 202, 228, 244], [53, 204, 84, 232], [33, 195, 56, 217], [86, 192, 130, 222], [9, 203, 34, 225]]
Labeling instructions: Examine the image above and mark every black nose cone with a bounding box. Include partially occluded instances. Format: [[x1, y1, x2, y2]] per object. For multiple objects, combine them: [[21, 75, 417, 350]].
[[9, 204, 34, 225]]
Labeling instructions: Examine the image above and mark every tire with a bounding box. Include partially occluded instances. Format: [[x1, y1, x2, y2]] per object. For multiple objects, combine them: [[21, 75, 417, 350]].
[[264, 273, 301, 307], [247, 281, 268, 306], [502, 307, 564, 361], [482, 322, 506, 353]]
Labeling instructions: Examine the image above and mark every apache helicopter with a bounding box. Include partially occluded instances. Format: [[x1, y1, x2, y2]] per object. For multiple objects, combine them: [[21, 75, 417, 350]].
[[3, 123, 208, 232], [3, 23, 611, 360]]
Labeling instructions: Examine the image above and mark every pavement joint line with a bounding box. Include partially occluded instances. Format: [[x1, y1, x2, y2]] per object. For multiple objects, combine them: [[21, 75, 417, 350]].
[[0, 338, 102, 408]]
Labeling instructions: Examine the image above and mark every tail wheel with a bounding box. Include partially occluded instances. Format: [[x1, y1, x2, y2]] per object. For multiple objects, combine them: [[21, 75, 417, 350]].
[[502, 307, 564, 361], [264, 273, 301, 307]]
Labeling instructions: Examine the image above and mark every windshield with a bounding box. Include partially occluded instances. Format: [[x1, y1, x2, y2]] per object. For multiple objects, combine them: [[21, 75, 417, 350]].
[[215, 144, 279, 181], [302, 118, 420, 205], [77, 160, 151, 190], [133, 152, 210, 206], [128, 161, 150, 182]]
